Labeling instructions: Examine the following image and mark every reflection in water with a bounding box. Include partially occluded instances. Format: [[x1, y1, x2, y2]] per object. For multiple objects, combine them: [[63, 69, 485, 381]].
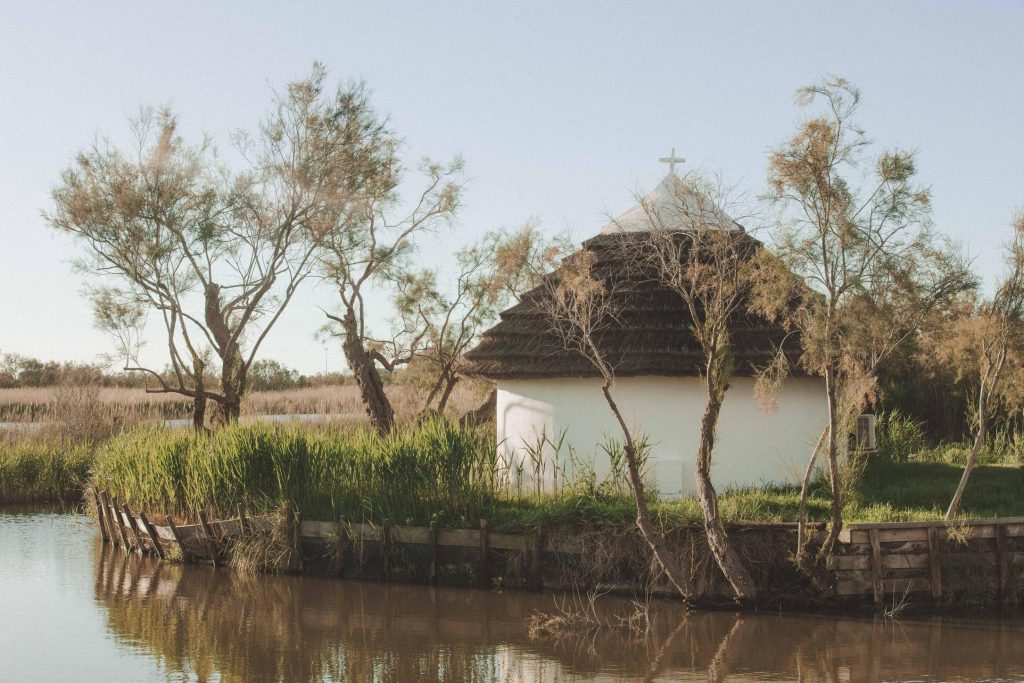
[[4, 511, 1024, 682]]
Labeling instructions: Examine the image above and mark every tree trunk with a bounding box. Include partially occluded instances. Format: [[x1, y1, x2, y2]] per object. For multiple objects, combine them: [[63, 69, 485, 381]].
[[601, 384, 696, 603], [695, 382, 758, 601], [796, 427, 828, 561], [220, 396, 242, 423], [192, 392, 207, 431], [204, 283, 244, 424], [460, 389, 496, 427], [340, 310, 394, 435], [821, 364, 843, 553], [946, 349, 1004, 519], [435, 375, 459, 414]]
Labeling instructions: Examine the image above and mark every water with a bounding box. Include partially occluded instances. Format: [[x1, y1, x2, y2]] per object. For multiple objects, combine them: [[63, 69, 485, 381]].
[[2, 508, 1023, 682]]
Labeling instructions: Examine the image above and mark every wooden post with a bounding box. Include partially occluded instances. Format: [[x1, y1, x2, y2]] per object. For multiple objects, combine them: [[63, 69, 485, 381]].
[[333, 516, 349, 576], [165, 508, 186, 561], [289, 507, 303, 573], [123, 502, 144, 554], [110, 497, 131, 550], [478, 518, 490, 587], [138, 511, 165, 560], [927, 526, 942, 600], [428, 520, 439, 585], [997, 523, 1010, 604], [869, 528, 883, 606], [237, 505, 250, 535], [197, 510, 219, 567], [100, 492, 118, 548], [91, 487, 109, 543], [382, 518, 392, 581]]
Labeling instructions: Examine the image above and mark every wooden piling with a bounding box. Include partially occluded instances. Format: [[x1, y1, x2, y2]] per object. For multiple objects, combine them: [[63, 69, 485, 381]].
[[90, 487, 109, 543], [996, 524, 1010, 603], [927, 526, 942, 600], [197, 510, 219, 566], [287, 507, 303, 573], [382, 518, 392, 581], [111, 497, 131, 550], [428, 520, 439, 585], [165, 508, 186, 560], [869, 528, 882, 606], [332, 516, 349, 576], [138, 511, 164, 559], [477, 518, 490, 587], [237, 505, 250, 534], [123, 502, 145, 554]]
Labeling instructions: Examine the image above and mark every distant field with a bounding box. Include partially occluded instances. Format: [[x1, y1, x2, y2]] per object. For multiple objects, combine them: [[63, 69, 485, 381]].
[[0, 382, 487, 425]]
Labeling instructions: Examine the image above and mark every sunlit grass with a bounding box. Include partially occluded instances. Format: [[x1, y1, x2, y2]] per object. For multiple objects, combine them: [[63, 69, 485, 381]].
[[6, 418, 1024, 528], [0, 437, 92, 502]]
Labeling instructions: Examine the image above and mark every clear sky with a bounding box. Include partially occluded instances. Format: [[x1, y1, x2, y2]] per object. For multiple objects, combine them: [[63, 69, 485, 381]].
[[1, 1, 1022, 375]]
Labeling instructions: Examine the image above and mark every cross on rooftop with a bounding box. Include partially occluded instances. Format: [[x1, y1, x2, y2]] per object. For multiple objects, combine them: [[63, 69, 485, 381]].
[[658, 147, 685, 175]]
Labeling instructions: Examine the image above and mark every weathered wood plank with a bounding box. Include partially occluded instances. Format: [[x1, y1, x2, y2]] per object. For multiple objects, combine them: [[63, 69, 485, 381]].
[[997, 524, 1010, 603], [122, 502, 142, 552], [90, 487, 109, 543], [870, 529, 883, 605], [490, 532, 529, 552], [332, 516, 349, 576], [110, 495, 131, 549], [164, 510, 187, 560], [437, 528, 480, 548], [300, 519, 340, 538], [428, 521, 439, 585], [836, 576, 931, 597], [138, 511, 164, 559], [477, 519, 490, 586], [832, 553, 931, 571], [197, 510, 219, 566], [928, 526, 942, 599], [392, 526, 431, 545]]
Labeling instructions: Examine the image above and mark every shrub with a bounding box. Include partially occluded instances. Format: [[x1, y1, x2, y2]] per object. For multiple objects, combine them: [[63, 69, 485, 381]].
[[875, 410, 927, 463]]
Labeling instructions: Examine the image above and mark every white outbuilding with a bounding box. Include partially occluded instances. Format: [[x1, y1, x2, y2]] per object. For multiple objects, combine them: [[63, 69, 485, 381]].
[[464, 166, 828, 497]]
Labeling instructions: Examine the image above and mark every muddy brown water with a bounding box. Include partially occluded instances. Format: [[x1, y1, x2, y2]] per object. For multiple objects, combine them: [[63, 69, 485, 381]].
[[2, 508, 1023, 682]]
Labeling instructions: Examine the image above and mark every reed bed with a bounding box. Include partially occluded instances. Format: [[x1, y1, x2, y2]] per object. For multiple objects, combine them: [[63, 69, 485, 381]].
[[91, 419, 507, 526], [0, 382, 485, 426], [0, 437, 92, 502]]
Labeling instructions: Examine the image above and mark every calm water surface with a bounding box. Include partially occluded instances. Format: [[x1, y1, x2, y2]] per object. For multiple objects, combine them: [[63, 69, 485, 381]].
[[2, 508, 1023, 682]]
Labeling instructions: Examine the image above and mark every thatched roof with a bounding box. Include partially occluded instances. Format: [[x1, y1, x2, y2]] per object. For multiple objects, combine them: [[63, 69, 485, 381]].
[[463, 230, 805, 380]]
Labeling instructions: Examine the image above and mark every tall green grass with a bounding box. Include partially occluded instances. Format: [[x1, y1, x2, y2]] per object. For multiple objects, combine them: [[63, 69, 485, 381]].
[[92, 419, 505, 525], [86, 418, 1024, 530], [0, 438, 93, 502]]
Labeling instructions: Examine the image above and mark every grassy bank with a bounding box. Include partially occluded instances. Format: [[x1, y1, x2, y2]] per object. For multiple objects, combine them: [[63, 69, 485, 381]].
[[0, 438, 92, 502], [81, 420, 1024, 531]]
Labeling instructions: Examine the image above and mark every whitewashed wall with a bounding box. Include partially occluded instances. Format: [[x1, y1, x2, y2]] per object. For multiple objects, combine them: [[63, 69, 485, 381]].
[[496, 376, 827, 497]]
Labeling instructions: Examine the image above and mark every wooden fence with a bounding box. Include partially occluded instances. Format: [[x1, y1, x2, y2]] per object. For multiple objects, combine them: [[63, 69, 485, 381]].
[[832, 518, 1024, 604], [91, 486, 1024, 605], [89, 487, 543, 586]]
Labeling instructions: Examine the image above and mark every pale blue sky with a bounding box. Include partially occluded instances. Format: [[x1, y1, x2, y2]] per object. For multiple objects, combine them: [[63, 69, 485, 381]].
[[1, 2, 1022, 374]]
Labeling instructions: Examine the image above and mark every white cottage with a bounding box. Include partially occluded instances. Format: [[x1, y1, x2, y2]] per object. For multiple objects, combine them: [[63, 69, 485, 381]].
[[464, 169, 828, 497]]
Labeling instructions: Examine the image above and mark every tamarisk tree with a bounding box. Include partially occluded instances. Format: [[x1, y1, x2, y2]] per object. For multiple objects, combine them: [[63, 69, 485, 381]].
[[390, 225, 569, 417], [536, 247, 698, 604], [317, 155, 463, 435], [48, 65, 389, 427], [946, 213, 1024, 519], [620, 172, 760, 601], [763, 77, 968, 552]]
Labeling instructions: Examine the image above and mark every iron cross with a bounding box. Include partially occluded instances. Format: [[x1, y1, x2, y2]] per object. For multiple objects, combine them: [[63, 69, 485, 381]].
[[658, 147, 685, 175]]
